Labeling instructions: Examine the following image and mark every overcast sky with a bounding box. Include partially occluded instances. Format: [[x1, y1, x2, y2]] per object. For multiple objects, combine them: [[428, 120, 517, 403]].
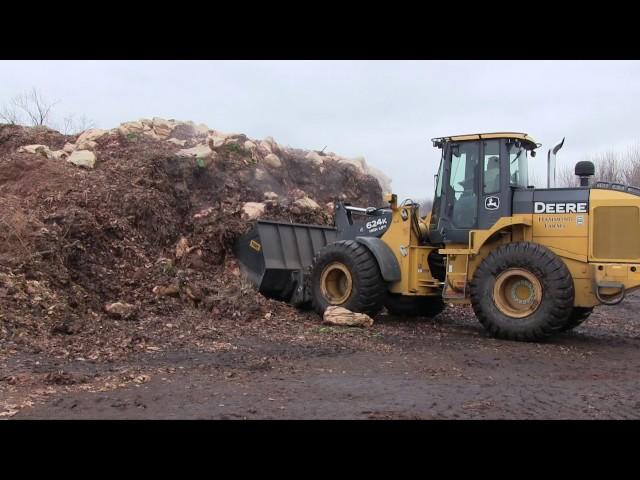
[[2, 60, 640, 200]]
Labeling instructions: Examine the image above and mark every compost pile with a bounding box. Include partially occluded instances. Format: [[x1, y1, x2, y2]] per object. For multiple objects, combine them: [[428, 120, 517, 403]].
[[0, 119, 386, 360]]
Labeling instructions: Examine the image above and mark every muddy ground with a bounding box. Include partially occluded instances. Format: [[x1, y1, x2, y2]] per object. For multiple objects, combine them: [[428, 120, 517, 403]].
[[4, 293, 640, 420]]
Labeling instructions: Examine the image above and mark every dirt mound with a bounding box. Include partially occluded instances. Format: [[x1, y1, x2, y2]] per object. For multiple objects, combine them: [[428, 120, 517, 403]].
[[0, 121, 386, 360], [0, 124, 72, 156]]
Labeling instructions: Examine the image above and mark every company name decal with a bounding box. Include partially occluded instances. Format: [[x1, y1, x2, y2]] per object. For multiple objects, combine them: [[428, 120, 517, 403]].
[[534, 202, 588, 214]]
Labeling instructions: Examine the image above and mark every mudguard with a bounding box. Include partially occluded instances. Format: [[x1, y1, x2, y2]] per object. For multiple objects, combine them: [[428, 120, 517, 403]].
[[355, 236, 401, 282]]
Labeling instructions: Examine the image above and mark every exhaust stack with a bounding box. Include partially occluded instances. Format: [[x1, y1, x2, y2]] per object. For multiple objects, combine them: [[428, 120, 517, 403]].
[[547, 138, 565, 188]]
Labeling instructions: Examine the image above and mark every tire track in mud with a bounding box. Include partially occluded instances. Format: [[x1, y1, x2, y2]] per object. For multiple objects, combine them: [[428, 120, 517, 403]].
[[11, 295, 640, 419]]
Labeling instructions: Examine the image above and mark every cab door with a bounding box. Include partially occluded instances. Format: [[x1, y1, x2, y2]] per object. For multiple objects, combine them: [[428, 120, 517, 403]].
[[477, 139, 513, 230], [434, 141, 480, 244]]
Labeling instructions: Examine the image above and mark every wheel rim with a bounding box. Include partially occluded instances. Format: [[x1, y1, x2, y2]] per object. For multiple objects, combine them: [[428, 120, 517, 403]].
[[493, 268, 542, 318], [320, 262, 353, 305]]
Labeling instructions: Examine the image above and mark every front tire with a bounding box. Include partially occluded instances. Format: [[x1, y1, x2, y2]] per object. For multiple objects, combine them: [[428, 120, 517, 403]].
[[470, 242, 574, 341], [311, 240, 387, 317]]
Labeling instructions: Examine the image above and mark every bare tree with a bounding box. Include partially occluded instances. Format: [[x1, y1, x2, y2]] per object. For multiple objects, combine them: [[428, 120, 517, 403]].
[[62, 114, 96, 135], [556, 147, 631, 188], [10, 88, 59, 127], [593, 150, 624, 184], [528, 168, 544, 188], [2, 88, 96, 135], [557, 164, 579, 187], [0, 104, 21, 125], [622, 142, 640, 187]]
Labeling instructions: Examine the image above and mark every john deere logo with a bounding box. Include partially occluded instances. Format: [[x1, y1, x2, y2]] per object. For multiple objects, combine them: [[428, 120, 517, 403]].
[[485, 196, 500, 210], [249, 240, 261, 252]]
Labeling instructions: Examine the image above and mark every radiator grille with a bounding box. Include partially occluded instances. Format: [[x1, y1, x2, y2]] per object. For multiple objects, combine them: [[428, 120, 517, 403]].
[[593, 206, 640, 259]]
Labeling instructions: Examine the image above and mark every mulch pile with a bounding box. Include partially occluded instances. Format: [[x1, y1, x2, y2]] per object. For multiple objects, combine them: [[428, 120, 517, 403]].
[[0, 123, 384, 360]]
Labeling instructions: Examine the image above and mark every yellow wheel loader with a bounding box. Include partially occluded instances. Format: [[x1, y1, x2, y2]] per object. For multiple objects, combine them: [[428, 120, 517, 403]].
[[235, 132, 640, 341]]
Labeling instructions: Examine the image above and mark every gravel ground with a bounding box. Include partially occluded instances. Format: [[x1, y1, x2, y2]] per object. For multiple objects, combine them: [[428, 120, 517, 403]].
[[4, 293, 640, 420]]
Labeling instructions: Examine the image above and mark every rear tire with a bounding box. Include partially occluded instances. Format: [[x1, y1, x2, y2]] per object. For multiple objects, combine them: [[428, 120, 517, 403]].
[[470, 242, 574, 341], [311, 240, 387, 317], [385, 294, 445, 318], [559, 307, 594, 332]]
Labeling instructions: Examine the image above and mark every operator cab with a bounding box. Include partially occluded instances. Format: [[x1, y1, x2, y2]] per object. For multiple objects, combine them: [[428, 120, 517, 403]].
[[429, 132, 539, 244]]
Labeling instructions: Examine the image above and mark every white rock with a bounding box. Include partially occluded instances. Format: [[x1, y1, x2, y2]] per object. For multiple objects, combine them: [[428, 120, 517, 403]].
[[175, 237, 189, 259], [143, 130, 166, 141], [264, 136, 278, 151], [258, 141, 272, 154], [104, 302, 138, 320], [263, 153, 282, 168], [242, 202, 266, 220], [244, 140, 256, 150], [118, 121, 145, 136], [208, 134, 228, 148], [76, 128, 106, 145], [289, 188, 306, 200], [50, 150, 69, 161], [323, 306, 374, 327], [264, 191, 279, 201], [167, 138, 186, 146], [67, 150, 96, 169], [294, 196, 320, 210], [305, 151, 324, 165], [152, 117, 174, 138], [17, 144, 51, 157], [176, 144, 213, 159], [193, 207, 215, 220], [76, 139, 97, 150], [63, 143, 76, 154]]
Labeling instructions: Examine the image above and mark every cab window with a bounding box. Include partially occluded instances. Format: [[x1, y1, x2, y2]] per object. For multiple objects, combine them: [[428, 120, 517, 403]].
[[483, 140, 500, 194], [508, 142, 529, 188], [447, 142, 478, 229]]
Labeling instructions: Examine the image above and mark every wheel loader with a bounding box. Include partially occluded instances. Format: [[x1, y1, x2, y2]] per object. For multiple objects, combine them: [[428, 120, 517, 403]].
[[234, 132, 640, 341]]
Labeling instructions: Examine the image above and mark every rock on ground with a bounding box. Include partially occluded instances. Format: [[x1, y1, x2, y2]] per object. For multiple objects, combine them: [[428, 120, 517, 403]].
[[67, 150, 96, 168], [263, 153, 281, 168], [104, 302, 138, 320], [177, 144, 213, 159], [18, 144, 51, 157], [323, 306, 374, 327], [242, 202, 266, 220], [294, 197, 320, 210]]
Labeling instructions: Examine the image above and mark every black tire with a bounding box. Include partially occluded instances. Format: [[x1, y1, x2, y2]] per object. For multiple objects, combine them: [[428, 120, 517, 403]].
[[310, 240, 387, 317], [385, 294, 445, 318], [470, 242, 574, 342], [559, 307, 594, 332]]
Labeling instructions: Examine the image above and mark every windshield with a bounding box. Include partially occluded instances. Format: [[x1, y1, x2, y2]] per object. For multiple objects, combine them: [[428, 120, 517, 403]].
[[508, 144, 529, 188]]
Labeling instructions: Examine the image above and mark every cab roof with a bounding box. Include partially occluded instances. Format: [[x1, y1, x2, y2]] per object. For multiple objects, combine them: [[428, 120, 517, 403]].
[[432, 132, 539, 148]]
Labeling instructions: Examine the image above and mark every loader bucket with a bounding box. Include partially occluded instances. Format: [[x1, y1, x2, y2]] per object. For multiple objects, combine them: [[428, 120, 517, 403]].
[[233, 220, 337, 303]]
